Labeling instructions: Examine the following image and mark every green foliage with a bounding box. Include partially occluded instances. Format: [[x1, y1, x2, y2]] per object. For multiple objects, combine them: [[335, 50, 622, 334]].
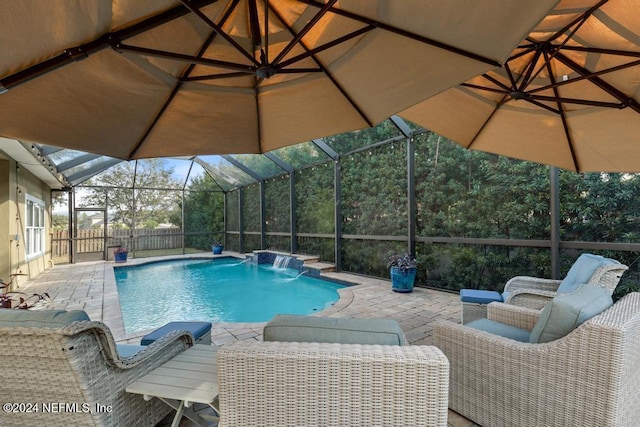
[[297, 236, 335, 262], [326, 120, 402, 154], [181, 174, 224, 251], [264, 176, 291, 233], [296, 163, 334, 234], [341, 143, 407, 235], [226, 191, 240, 232], [51, 214, 68, 230], [613, 279, 640, 301], [414, 133, 550, 239], [243, 184, 261, 232]]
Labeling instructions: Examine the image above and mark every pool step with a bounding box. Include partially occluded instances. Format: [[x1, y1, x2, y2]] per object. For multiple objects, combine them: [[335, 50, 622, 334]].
[[245, 250, 335, 273], [303, 261, 335, 273]]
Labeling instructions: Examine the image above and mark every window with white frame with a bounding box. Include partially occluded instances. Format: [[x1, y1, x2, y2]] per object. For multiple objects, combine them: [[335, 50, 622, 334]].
[[25, 195, 45, 259]]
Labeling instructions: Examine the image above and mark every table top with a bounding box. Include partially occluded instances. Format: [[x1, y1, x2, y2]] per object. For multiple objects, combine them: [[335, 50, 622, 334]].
[[126, 344, 219, 405]]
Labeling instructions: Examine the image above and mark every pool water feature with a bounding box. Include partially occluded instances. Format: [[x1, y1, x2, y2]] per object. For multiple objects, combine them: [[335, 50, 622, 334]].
[[272, 254, 295, 269], [114, 258, 345, 333]]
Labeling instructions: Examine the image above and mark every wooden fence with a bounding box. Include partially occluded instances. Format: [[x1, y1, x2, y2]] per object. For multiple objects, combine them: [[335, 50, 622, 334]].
[[51, 228, 184, 256]]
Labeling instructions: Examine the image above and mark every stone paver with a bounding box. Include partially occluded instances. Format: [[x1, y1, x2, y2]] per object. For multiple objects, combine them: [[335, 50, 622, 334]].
[[18, 253, 476, 427]]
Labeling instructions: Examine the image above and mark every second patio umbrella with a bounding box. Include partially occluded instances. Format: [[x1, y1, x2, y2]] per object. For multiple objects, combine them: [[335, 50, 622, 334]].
[[400, 0, 640, 173]]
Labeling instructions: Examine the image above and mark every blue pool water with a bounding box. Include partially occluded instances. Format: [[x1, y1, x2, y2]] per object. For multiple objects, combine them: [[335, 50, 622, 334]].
[[114, 258, 345, 333]]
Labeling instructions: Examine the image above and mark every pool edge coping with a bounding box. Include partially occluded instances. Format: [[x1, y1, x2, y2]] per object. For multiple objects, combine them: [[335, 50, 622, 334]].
[[105, 252, 362, 342]]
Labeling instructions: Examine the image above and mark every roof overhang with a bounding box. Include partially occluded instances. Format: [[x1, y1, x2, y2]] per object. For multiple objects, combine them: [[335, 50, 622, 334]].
[[0, 137, 70, 189]]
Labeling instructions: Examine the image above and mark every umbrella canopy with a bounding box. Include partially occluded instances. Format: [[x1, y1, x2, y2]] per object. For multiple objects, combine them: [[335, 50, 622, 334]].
[[0, 0, 556, 160], [400, 0, 640, 173]]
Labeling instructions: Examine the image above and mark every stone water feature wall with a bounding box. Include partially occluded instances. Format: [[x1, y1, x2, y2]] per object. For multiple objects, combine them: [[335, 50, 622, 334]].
[[247, 251, 304, 272]]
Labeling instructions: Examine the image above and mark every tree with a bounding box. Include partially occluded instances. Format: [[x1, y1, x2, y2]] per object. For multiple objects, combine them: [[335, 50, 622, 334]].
[[79, 160, 180, 229]]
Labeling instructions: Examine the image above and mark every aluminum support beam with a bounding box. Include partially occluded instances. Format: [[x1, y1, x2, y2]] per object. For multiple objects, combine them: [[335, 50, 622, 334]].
[[550, 167, 561, 279], [407, 137, 416, 257]]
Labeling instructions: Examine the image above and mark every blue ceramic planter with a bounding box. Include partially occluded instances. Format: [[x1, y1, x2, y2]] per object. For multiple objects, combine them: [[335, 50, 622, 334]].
[[390, 267, 416, 293], [114, 251, 128, 263], [212, 245, 224, 255]]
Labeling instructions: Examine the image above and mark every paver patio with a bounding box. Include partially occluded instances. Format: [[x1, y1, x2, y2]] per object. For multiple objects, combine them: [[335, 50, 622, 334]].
[[15, 253, 476, 426]]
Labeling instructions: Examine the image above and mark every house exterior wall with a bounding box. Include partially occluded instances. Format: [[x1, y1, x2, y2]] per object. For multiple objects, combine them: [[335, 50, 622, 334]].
[[0, 159, 10, 283], [1, 158, 52, 288]]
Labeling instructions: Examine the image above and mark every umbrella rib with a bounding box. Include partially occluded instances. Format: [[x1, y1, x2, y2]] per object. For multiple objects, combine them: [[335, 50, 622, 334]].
[[460, 83, 509, 96], [267, 3, 374, 127], [509, 44, 537, 62], [296, 0, 500, 67], [544, 52, 580, 172], [528, 95, 623, 109], [277, 25, 375, 69], [517, 49, 543, 92], [179, 0, 260, 66], [520, 11, 591, 90], [271, 0, 337, 66], [528, 59, 640, 95], [128, 0, 239, 159], [0, 0, 219, 91], [182, 72, 254, 81], [545, 0, 609, 45], [554, 51, 640, 113], [560, 45, 640, 58], [478, 74, 513, 93], [114, 43, 255, 74], [247, 0, 263, 52], [264, 0, 269, 61], [503, 62, 519, 90], [520, 98, 561, 115]]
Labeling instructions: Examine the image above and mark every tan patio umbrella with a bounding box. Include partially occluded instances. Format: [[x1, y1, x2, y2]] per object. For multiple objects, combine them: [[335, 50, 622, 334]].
[[400, 0, 640, 173], [0, 0, 556, 160]]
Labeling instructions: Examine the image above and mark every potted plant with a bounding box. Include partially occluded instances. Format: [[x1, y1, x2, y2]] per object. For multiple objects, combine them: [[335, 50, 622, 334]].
[[387, 253, 417, 293], [212, 241, 224, 255], [0, 293, 12, 308], [114, 246, 129, 263]]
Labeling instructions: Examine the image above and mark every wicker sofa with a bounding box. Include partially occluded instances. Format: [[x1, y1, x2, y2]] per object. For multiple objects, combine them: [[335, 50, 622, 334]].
[[217, 340, 450, 427], [216, 315, 449, 426], [0, 309, 194, 426], [433, 292, 640, 427], [503, 253, 628, 309]]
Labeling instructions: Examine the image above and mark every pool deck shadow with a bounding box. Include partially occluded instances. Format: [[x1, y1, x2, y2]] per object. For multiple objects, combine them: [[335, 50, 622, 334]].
[[18, 252, 475, 426]]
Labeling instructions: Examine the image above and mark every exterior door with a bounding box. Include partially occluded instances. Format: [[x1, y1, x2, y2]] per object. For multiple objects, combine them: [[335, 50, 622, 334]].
[[74, 208, 107, 262]]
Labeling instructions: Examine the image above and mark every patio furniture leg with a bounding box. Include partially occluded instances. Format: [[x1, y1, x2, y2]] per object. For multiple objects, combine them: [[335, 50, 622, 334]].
[[159, 398, 209, 427]]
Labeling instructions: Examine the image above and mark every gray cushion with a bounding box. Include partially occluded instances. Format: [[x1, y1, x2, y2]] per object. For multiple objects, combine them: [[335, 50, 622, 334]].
[[529, 283, 613, 343], [466, 318, 531, 342], [557, 253, 614, 293], [0, 309, 90, 328], [264, 315, 407, 345]]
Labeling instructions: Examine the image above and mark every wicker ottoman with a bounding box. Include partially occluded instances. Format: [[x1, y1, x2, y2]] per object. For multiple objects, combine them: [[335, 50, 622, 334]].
[[460, 289, 503, 324]]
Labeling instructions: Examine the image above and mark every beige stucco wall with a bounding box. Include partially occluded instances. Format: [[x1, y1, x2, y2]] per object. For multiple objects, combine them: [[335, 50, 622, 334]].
[[1, 158, 52, 288], [0, 159, 9, 283]]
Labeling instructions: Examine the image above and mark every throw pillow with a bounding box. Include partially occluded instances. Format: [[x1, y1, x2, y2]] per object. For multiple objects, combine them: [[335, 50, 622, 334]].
[[529, 283, 613, 343]]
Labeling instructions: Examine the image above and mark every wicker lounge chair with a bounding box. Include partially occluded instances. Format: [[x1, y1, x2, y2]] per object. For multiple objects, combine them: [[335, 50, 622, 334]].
[[433, 292, 640, 427], [0, 311, 194, 426], [503, 253, 628, 309]]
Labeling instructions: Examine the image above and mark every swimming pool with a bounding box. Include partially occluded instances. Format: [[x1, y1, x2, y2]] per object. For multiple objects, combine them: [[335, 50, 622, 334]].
[[114, 258, 345, 333]]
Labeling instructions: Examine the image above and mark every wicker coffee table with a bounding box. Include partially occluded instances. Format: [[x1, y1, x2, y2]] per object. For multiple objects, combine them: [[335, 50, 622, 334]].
[[126, 344, 219, 427]]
